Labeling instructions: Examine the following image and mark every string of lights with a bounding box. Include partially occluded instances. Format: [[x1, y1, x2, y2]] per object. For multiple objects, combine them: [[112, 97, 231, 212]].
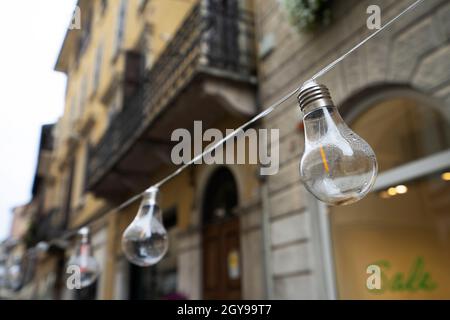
[[35, 0, 425, 275]]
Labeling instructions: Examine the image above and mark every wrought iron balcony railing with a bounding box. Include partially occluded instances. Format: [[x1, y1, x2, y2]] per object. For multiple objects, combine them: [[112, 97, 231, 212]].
[[24, 208, 65, 248], [87, 2, 256, 191]]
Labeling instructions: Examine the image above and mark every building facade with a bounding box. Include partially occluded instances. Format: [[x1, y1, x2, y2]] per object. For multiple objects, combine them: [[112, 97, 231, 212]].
[[5, 0, 450, 300], [257, 0, 450, 299], [0, 123, 62, 299], [51, 0, 258, 300]]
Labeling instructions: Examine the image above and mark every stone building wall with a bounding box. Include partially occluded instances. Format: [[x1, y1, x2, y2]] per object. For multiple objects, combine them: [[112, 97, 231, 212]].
[[255, 0, 450, 299]]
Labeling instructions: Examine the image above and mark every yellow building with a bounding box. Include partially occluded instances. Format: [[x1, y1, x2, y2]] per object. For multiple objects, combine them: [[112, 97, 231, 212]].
[[50, 0, 258, 300]]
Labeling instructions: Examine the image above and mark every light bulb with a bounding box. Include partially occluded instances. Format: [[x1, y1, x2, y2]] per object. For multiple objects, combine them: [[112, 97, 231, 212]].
[[298, 81, 378, 205], [36, 241, 49, 254], [0, 265, 6, 289], [67, 227, 100, 288], [122, 187, 169, 267], [6, 256, 22, 291], [0, 254, 6, 289]]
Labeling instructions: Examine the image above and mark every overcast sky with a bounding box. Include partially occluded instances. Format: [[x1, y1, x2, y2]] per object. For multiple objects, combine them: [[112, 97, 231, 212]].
[[0, 1, 76, 241]]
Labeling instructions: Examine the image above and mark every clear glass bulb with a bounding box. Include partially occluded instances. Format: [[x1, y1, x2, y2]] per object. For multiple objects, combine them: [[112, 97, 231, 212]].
[[6, 256, 22, 291], [122, 187, 169, 267], [67, 227, 100, 288], [298, 81, 378, 205], [0, 267, 6, 289], [36, 241, 49, 253], [0, 251, 7, 289]]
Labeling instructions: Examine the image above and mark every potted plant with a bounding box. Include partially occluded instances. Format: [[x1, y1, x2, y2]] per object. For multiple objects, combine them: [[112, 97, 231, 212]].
[[283, 0, 333, 32]]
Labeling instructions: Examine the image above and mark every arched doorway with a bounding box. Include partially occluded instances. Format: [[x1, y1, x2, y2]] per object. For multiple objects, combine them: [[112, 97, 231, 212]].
[[202, 167, 241, 299], [328, 87, 450, 299]]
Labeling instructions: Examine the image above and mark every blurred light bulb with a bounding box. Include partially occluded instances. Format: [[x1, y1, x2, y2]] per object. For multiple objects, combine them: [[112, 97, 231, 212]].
[[387, 187, 397, 196], [0, 253, 6, 289], [6, 256, 22, 291], [298, 81, 378, 205], [36, 241, 49, 254], [67, 227, 100, 288], [379, 191, 390, 199], [395, 185, 408, 194], [122, 187, 169, 267], [442, 172, 450, 181], [35, 242, 50, 261], [0, 266, 6, 289]]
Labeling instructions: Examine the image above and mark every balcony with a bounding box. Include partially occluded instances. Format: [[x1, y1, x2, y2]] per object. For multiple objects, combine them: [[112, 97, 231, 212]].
[[87, 2, 257, 199], [24, 208, 66, 248]]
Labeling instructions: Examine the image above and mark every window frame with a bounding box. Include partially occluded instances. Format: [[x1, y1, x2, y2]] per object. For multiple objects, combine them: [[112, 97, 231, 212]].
[[92, 43, 104, 93], [112, 0, 128, 60]]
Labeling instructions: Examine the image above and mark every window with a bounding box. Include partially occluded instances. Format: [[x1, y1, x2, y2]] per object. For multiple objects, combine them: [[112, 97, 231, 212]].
[[79, 76, 88, 118], [73, 141, 89, 206], [138, 0, 149, 12], [69, 95, 77, 124], [79, 8, 93, 56], [113, 0, 127, 59], [101, 0, 108, 15], [138, 25, 154, 71], [93, 44, 103, 93], [329, 90, 450, 299], [107, 90, 123, 124]]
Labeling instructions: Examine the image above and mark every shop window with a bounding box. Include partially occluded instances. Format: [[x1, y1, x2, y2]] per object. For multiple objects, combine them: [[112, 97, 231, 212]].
[[350, 97, 450, 172], [329, 91, 450, 299]]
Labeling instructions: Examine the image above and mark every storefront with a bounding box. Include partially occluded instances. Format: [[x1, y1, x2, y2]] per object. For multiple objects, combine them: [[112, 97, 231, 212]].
[[326, 86, 450, 299]]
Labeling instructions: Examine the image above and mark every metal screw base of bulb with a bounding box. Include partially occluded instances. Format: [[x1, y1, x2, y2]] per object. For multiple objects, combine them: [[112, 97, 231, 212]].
[[297, 81, 334, 112], [142, 187, 159, 205]]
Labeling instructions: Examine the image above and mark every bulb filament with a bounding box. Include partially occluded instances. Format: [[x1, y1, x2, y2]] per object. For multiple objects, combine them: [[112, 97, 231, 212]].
[[319, 145, 330, 173]]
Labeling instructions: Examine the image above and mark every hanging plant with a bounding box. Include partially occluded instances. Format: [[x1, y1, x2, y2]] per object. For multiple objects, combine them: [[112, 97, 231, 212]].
[[283, 0, 333, 32]]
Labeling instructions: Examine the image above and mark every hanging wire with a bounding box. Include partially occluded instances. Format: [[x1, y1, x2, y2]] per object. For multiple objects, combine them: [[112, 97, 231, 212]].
[[311, 0, 425, 80], [153, 87, 299, 189], [45, 192, 144, 247], [39, 0, 425, 246], [153, 0, 425, 189]]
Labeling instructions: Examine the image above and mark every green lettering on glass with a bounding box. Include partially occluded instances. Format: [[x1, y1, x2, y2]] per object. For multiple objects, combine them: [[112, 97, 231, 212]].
[[368, 257, 437, 294]]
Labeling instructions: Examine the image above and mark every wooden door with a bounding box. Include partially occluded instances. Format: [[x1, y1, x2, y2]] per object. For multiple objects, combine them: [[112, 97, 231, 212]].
[[202, 216, 241, 299]]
